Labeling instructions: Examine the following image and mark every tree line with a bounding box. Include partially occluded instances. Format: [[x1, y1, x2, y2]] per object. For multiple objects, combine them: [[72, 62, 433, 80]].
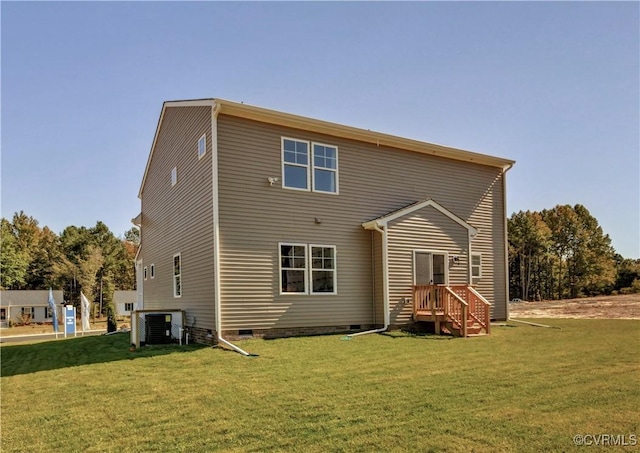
[[508, 204, 640, 301], [2, 205, 638, 306], [1, 211, 140, 313]]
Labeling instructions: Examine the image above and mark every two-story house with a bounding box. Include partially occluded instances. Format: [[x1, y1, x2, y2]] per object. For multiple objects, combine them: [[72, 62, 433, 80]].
[[134, 99, 514, 348]]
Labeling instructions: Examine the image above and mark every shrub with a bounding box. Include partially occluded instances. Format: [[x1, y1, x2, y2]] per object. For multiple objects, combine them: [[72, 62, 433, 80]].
[[17, 312, 32, 326], [106, 304, 118, 333]]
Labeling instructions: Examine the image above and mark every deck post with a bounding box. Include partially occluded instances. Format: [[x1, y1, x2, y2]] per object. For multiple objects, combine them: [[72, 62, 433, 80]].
[[462, 304, 468, 337]]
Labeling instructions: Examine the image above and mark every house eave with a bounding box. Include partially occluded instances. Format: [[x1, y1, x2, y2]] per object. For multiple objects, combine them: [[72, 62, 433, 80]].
[[138, 97, 515, 199], [138, 99, 217, 199], [214, 99, 515, 170]]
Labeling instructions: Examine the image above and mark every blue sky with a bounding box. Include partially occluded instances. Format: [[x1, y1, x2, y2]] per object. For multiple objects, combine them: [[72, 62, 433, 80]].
[[2, 2, 638, 258]]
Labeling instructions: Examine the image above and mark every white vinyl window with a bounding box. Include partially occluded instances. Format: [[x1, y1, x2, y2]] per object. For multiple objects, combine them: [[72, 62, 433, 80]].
[[45, 307, 53, 319], [125, 303, 134, 312], [150, 264, 155, 279], [171, 167, 177, 187], [279, 243, 307, 294], [282, 138, 339, 194], [310, 245, 337, 294], [173, 253, 182, 298], [279, 243, 337, 295], [312, 143, 338, 194], [198, 134, 206, 159], [282, 138, 310, 190], [21, 307, 35, 318], [471, 253, 482, 283]]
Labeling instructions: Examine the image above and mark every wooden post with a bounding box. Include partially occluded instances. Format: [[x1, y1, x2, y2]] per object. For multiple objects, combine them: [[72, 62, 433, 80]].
[[462, 304, 468, 337]]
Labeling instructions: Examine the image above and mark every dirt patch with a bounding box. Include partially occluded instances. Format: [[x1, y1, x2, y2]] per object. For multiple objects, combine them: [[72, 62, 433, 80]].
[[1, 320, 108, 336], [508, 294, 640, 319]]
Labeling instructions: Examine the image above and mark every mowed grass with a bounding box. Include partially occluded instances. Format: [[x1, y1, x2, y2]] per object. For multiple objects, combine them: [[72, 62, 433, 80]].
[[1, 319, 639, 452]]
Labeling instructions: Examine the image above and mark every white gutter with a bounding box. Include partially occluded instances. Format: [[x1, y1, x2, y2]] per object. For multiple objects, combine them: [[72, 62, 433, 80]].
[[349, 223, 390, 336], [211, 101, 252, 356]]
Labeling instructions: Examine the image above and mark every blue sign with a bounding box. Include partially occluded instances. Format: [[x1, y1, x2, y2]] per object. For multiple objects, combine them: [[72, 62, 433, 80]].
[[65, 305, 76, 335]]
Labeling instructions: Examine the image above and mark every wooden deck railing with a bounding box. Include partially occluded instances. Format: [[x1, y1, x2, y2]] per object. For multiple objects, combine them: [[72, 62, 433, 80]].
[[412, 284, 491, 336], [467, 286, 491, 334], [449, 286, 491, 334], [412, 285, 468, 336]]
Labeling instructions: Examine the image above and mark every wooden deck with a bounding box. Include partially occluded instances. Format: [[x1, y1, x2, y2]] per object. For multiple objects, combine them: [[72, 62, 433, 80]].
[[412, 285, 491, 337]]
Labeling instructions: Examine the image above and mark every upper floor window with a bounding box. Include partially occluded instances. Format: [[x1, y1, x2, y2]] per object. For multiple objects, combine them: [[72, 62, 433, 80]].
[[171, 167, 177, 187], [282, 138, 310, 190], [313, 144, 338, 193], [173, 253, 182, 298], [198, 134, 206, 159], [282, 138, 338, 194]]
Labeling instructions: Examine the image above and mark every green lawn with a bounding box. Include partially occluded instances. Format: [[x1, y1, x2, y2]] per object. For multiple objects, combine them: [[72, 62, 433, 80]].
[[1, 319, 639, 452]]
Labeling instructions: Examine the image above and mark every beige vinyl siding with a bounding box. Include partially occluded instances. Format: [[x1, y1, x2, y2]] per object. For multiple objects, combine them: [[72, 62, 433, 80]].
[[468, 172, 507, 319], [140, 106, 216, 329], [217, 114, 507, 330], [372, 231, 384, 326], [387, 206, 470, 325]]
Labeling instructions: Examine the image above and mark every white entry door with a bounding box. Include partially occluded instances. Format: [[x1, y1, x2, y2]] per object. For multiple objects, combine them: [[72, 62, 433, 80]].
[[414, 251, 449, 285]]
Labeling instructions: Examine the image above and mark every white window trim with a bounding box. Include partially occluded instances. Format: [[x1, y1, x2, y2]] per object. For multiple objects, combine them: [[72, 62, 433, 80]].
[[281, 137, 311, 192], [173, 253, 182, 298], [150, 263, 155, 279], [198, 134, 207, 159], [311, 142, 339, 195], [144, 266, 148, 280], [124, 303, 134, 312], [309, 244, 337, 295], [278, 242, 308, 295], [171, 167, 177, 187], [278, 243, 338, 296], [471, 253, 482, 281]]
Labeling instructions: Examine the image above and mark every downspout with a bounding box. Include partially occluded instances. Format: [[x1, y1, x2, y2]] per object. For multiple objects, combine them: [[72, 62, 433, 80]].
[[349, 223, 390, 336], [502, 162, 514, 321], [211, 100, 253, 356]]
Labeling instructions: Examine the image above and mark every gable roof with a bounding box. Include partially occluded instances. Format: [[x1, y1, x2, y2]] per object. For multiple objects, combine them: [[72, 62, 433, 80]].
[[362, 199, 478, 237], [113, 291, 137, 304], [138, 98, 515, 198]]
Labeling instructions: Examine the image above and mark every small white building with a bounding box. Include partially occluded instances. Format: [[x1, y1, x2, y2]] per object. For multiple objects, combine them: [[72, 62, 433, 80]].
[[113, 290, 138, 317], [0, 290, 64, 327]]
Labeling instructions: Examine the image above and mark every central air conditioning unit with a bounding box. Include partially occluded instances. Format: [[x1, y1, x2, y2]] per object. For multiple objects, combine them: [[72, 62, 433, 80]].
[[130, 309, 185, 347], [145, 313, 172, 344]]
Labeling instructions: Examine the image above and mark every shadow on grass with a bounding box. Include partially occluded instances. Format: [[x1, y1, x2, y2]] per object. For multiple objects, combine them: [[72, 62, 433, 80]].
[[379, 329, 456, 340], [0, 333, 207, 377]]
